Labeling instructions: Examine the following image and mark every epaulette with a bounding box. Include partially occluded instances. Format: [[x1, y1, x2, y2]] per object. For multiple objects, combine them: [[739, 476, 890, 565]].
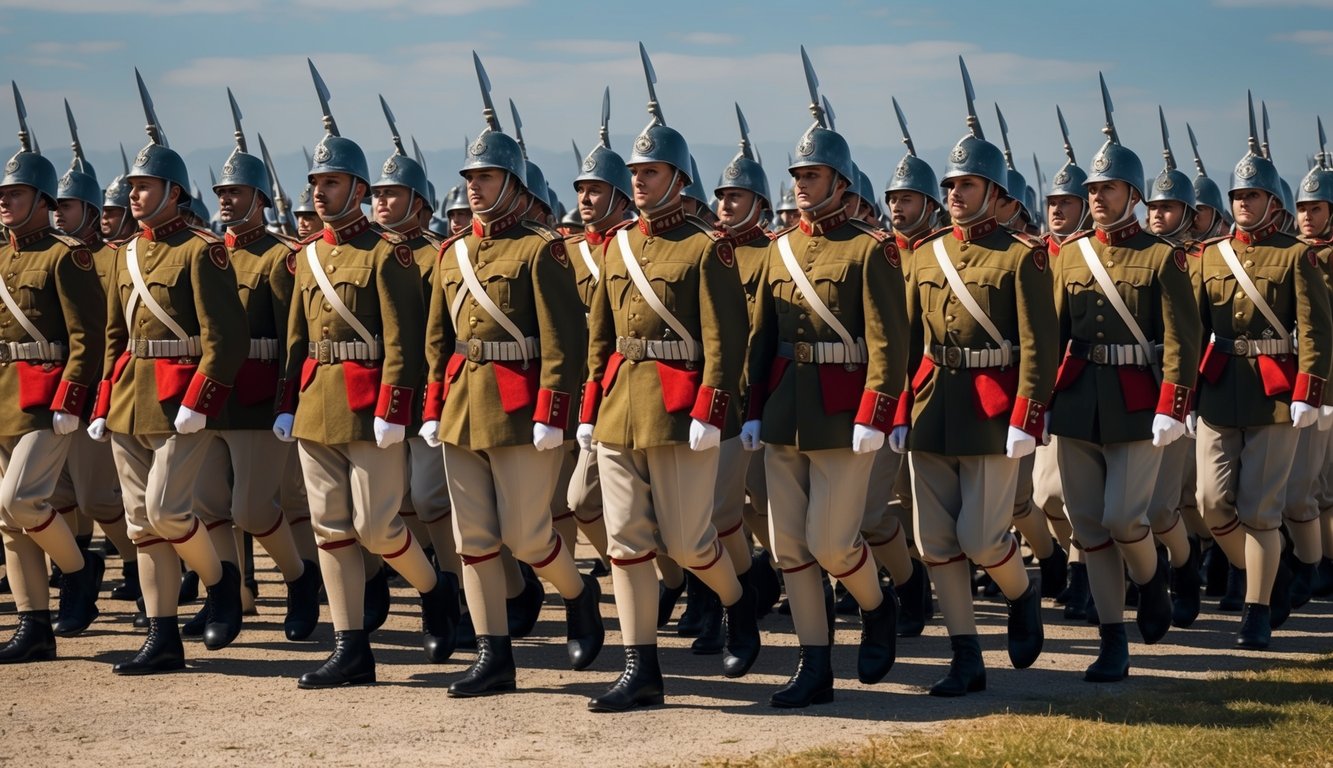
[[371, 223, 406, 245], [437, 230, 468, 261], [186, 224, 222, 244], [51, 232, 85, 248], [1065, 229, 1095, 242], [271, 231, 302, 250], [685, 214, 724, 241], [772, 222, 800, 238], [847, 219, 890, 242], [299, 230, 322, 246], [519, 219, 559, 241], [1011, 230, 1046, 250], [422, 231, 444, 250], [911, 226, 951, 251]]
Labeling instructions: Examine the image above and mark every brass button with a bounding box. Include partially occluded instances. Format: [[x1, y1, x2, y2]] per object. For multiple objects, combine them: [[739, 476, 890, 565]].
[[1096, 331, 1105, 339], [1096, 299, 1105, 307], [330, 248, 339, 256], [1105, 261, 1114, 268], [1245, 246, 1255, 253], [799, 313, 807, 320], [956, 262, 966, 269], [628, 330, 637, 338], [326, 264, 335, 273], [476, 260, 485, 268], [1236, 292, 1244, 301], [1235, 312, 1244, 319], [796, 328, 805, 335], [1244, 260, 1254, 268], [946, 315, 955, 322], [1096, 315, 1104, 322]]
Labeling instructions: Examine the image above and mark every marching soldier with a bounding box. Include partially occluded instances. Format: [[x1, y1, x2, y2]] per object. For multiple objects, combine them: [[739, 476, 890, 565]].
[[774, 183, 799, 231], [1187, 125, 1231, 242], [578, 44, 760, 712], [419, 54, 602, 698], [292, 183, 321, 240], [273, 61, 454, 688], [207, 89, 321, 642], [0, 87, 106, 662], [1049, 84, 1198, 683], [443, 184, 471, 236], [101, 149, 137, 246], [1194, 94, 1331, 649], [743, 50, 905, 707], [89, 71, 248, 675], [890, 58, 1054, 697]]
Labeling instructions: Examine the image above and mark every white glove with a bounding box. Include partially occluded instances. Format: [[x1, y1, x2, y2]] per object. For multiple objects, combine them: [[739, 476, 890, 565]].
[[373, 416, 405, 448], [889, 426, 910, 454], [1291, 401, 1318, 429], [533, 422, 564, 451], [51, 412, 80, 436], [174, 405, 206, 435], [1005, 426, 1036, 459], [1186, 412, 1198, 438], [688, 419, 721, 451], [418, 420, 441, 448], [87, 417, 108, 442], [272, 413, 295, 443], [1151, 413, 1187, 448], [576, 422, 595, 452], [1319, 405, 1333, 432], [851, 424, 885, 454], [739, 420, 763, 451]]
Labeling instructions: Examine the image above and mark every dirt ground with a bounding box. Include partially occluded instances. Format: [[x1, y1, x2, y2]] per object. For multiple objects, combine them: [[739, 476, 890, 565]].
[[1, 544, 1329, 768]]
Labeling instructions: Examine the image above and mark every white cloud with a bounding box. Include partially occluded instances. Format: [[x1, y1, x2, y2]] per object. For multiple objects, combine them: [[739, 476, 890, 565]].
[[678, 32, 739, 46], [1217, 0, 1333, 6], [0, 0, 259, 12], [291, 0, 525, 13], [30, 40, 124, 55], [1273, 29, 1333, 53]]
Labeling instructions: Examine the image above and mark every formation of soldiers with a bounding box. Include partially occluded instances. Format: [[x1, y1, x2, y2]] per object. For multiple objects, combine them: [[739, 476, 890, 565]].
[[1, 45, 1332, 711]]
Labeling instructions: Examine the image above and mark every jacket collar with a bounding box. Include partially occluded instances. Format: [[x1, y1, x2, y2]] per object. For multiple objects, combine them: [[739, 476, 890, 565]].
[[798, 207, 848, 237], [637, 203, 688, 236], [8, 225, 51, 250], [322, 215, 372, 245], [139, 216, 188, 242], [1234, 220, 1280, 245], [225, 222, 268, 249], [951, 217, 998, 242], [1094, 218, 1141, 246]]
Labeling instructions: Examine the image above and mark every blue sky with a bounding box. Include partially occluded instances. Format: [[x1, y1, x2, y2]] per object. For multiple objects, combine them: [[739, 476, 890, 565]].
[[2, 0, 1331, 213]]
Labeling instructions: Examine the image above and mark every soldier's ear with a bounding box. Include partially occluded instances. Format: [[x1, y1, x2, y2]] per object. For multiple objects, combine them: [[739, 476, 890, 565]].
[[166, 183, 183, 206]]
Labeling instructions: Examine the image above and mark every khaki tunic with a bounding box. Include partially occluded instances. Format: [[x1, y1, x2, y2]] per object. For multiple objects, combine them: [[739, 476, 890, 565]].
[[224, 227, 295, 430]]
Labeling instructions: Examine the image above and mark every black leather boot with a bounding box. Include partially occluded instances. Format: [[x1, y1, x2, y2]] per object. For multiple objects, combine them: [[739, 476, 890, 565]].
[[1084, 622, 1129, 682], [1270, 559, 1293, 629], [53, 551, 105, 636], [181, 603, 208, 637], [1203, 543, 1230, 596], [0, 610, 56, 663], [1219, 565, 1245, 611], [769, 645, 834, 708], [1135, 553, 1172, 645], [506, 563, 544, 638], [564, 573, 604, 671], [656, 578, 686, 628], [133, 597, 149, 629], [1170, 537, 1202, 628], [1039, 542, 1068, 599], [1290, 558, 1316, 610], [421, 571, 461, 664], [363, 565, 390, 632], [297, 629, 375, 689], [447, 635, 516, 697], [1235, 602, 1272, 649], [1062, 562, 1089, 620], [857, 585, 898, 684], [110, 559, 141, 601], [749, 552, 781, 619], [721, 572, 761, 678], [1313, 557, 1333, 598], [203, 561, 243, 651], [675, 572, 706, 637], [895, 559, 928, 638], [1005, 582, 1043, 669], [284, 560, 322, 641], [113, 617, 185, 675], [690, 585, 723, 655], [178, 569, 199, 604], [587, 644, 664, 712], [929, 634, 986, 697]]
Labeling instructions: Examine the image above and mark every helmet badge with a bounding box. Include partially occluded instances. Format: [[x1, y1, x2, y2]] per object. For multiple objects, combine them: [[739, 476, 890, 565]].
[[313, 143, 331, 163], [1053, 169, 1070, 185], [4, 158, 17, 174], [634, 133, 655, 154], [1306, 177, 1321, 193], [723, 164, 741, 180], [1236, 160, 1257, 179], [949, 144, 968, 164], [1156, 174, 1173, 191], [383, 158, 397, 175]]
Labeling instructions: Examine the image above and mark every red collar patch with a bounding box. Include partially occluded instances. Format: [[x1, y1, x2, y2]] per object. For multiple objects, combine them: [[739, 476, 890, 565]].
[[798, 208, 848, 237], [322, 215, 371, 245], [638, 206, 687, 236], [1234, 221, 1280, 245], [473, 211, 520, 238], [140, 216, 188, 242], [1094, 219, 1142, 245], [951, 217, 997, 242], [225, 224, 268, 250]]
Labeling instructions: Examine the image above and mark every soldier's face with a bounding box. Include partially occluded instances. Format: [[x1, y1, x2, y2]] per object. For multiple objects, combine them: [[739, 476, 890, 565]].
[[629, 162, 681, 210], [994, 195, 1021, 222], [575, 180, 615, 223], [1231, 190, 1273, 228], [53, 199, 92, 234], [371, 185, 419, 227], [1190, 206, 1219, 236], [295, 213, 322, 238], [447, 209, 472, 234], [1146, 201, 1188, 235], [0, 185, 40, 230], [215, 185, 260, 226], [779, 210, 800, 227], [310, 173, 361, 222], [128, 178, 175, 223], [1087, 181, 1133, 225], [101, 206, 129, 238], [943, 175, 993, 221], [1298, 201, 1331, 238], [791, 167, 839, 211], [716, 188, 758, 227], [887, 191, 925, 230], [1047, 195, 1083, 233], [463, 169, 510, 213]]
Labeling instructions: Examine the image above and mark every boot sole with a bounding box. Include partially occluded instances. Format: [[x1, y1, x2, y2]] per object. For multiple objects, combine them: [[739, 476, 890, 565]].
[[587, 693, 665, 712], [929, 675, 986, 697], [447, 681, 517, 698], [113, 659, 185, 676], [770, 689, 834, 708], [1084, 667, 1129, 683], [297, 672, 376, 689], [0, 650, 57, 664]]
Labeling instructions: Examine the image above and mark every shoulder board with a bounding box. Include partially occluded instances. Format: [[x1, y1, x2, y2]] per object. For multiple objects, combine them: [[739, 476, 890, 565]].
[[437, 230, 468, 261], [1011, 231, 1045, 250], [684, 215, 723, 240], [51, 233, 96, 271], [372, 224, 406, 245], [847, 219, 890, 242], [606, 218, 636, 235], [50, 232, 84, 248], [272, 232, 302, 249], [1065, 229, 1095, 242], [911, 226, 951, 250], [519, 220, 559, 242], [422, 232, 444, 250], [299, 230, 322, 246], [1193, 234, 1229, 257], [772, 223, 800, 239], [186, 225, 222, 245]]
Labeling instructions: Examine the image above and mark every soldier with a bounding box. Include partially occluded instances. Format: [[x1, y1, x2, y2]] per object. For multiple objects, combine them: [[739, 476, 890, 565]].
[[51, 102, 139, 604], [1194, 94, 1331, 649], [1187, 125, 1231, 242], [272, 61, 454, 688], [774, 183, 799, 231], [889, 58, 1054, 697], [742, 50, 905, 707], [1142, 108, 1206, 629], [101, 148, 136, 246], [0, 86, 107, 662], [683, 156, 718, 227], [1048, 83, 1199, 683], [577, 44, 760, 712], [443, 184, 471, 235], [206, 89, 321, 642], [87, 71, 248, 675], [418, 54, 602, 698], [292, 147, 322, 241]]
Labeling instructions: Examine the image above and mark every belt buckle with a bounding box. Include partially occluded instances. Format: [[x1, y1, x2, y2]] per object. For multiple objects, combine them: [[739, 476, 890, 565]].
[[0, 346, 11, 364], [793, 341, 814, 364], [1233, 338, 1250, 356], [943, 346, 963, 369], [133, 338, 148, 358], [466, 337, 485, 363], [622, 337, 645, 362], [1091, 344, 1109, 365], [318, 340, 334, 365]]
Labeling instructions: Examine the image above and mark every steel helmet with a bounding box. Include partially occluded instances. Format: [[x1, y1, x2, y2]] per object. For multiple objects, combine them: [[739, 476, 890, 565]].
[[1083, 74, 1145, 200], [715, 103, 770, 208], [214, 88, 273, 205], [372, 95, 431, 203], [1147, 107, 1197, 209], [3, 83, 58, 205], [626, 44, 693, 180], [459, 54, 528, 187], [941, 57, 1008, 191], [55, 99, 100, 210], [1229, 95, 1285, 202], [443, 184, 469, 214], [1297, 117, 1333, 206], [682, 156, 709, 206], [995, 102, 1033, 210], [885, 97, 941, 208], [574, 88, 633, 201]]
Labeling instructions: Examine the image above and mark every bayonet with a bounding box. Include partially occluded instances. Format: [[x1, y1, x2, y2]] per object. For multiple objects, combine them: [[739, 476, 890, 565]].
[[1057, 105, 1076, 164], [227, 87, 247, 153], [1099, 72, 1117, 144], [639, 42, 663, 125], [995, 102, 1015, 168], [64, 99, 91, 175], [307, 58, 338, 136], [1159, 106, 1176, 170], [599, 86, 611, 147], [1261, 100, 1272, 160], [412, 136, 427, 176], [508, 99, 527, 158], [892, 96, 915, 156], [134, 68, 169, 148], [822, 95, 836, 132], [209, 167, 217, 188], [379, 94, 405, 154], [1187, 123, 1207, 176], [959, 56, 983, 140], [571, 139, 582, 170], [257, 132, 294, 235], [472, 52, 501, 132], [1319, 116, 1328, 168], [301, 145, 312, 171], [1033, 153, 1044, 200], [119, 143, 129, 175], [800, 45, 825, 128], [735, 103, 754, 160]]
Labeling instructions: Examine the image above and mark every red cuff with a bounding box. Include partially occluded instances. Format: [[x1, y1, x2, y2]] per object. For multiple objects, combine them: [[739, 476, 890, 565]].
[[579, 380, 602, 425], [1295, 372, 1326, 407], [182, 374, 230, 418], [274, 377, 297, 415], [892, 389, 914, 429], [375, 384, 414, 426], [743, 384, 765, 421], [688, 385, 730, 430], [533, 388, 571, 430], [92, 379, 113, 420], [1156, 381, 1191, 421], [422, 381, 445, 422], [1010, 395, 1047, 438], [854, 389, 898, 431], [51, 380, 89, 416]]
